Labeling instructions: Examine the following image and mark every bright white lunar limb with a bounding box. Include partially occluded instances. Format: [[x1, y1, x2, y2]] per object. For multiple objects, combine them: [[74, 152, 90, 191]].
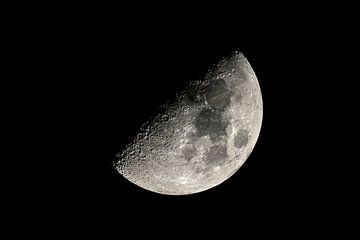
[[114, 52, 263, 195]]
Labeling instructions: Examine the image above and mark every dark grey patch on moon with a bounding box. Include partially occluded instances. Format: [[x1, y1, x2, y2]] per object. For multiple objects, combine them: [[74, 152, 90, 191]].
[[182, 144, 196, 161], [194, 108, 228, 141], [205, 79, 232, 110], [206, 144, 228, 165], [234, 129, 249, 149]]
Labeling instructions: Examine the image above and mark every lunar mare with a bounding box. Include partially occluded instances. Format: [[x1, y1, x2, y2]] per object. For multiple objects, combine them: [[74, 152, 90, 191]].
[[115, 52, 263, 195]]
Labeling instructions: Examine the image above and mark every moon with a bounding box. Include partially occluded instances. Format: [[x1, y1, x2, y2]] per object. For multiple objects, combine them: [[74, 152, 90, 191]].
[[114, 52, 263, 195]]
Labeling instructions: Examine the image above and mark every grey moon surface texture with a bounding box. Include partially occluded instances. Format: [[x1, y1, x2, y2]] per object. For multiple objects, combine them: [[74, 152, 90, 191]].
[[114, 52, 263, 195]]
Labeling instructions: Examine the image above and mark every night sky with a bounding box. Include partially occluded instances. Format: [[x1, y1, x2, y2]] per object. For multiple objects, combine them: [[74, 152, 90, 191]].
[[16, 7, 349, 235]]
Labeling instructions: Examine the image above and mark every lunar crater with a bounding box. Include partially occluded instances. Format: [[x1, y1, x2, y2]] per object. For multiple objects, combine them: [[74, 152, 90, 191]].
[[205, 78, 233, 111], [234, 129, 249, 149], [181, 144, 196, 161]]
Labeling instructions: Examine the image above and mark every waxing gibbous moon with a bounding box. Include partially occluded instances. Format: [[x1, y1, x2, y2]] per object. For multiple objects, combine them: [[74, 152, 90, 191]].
[[114, 52, 263, 195]]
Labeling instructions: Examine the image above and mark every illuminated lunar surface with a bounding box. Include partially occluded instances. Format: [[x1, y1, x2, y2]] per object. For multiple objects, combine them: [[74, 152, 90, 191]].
[[114, 52, 263, 195]]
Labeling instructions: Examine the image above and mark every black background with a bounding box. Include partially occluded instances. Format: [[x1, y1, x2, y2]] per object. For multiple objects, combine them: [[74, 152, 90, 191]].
[[11, 5, 356, 236], [60, 23, 317, 228]]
